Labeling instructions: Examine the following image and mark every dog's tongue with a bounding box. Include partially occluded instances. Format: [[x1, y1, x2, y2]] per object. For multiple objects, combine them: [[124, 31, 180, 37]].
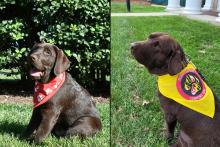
[[30, 69, 42, 77]]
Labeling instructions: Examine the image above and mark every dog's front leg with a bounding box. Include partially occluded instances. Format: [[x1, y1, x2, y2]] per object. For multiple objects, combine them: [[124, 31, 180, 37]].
[[23, 108, 42, 139], [159, 93, 178, 144], [164, 112, 177, 144], [33, 107, 60, 144]]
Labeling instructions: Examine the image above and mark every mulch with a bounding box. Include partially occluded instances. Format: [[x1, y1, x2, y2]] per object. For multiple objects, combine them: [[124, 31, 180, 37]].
[[0, 94, 109, 105], [111, 0, 151, 5], [0, 80, 109, 105]]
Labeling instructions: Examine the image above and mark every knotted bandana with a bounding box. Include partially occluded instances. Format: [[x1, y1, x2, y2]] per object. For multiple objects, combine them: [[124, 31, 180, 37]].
[[158, 63, 215, 118], [33, 72, 65, 108]]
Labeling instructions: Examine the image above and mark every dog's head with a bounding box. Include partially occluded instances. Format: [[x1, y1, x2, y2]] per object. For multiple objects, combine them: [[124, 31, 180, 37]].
[[131, 32, 186, 76], [28, 43, 70, 83]]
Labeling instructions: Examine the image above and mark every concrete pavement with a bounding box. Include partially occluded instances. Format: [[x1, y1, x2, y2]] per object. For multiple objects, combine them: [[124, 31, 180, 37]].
[[111, 11, 220, 26], [181, 14, 220, 26], [111, 12, 178, 17]]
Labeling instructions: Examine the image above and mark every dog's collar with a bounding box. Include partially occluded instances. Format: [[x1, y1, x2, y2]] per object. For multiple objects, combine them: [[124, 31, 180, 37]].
[[181, 54, 191, 69], [158, 63, 215, 118], [33, 72, 65, 109]]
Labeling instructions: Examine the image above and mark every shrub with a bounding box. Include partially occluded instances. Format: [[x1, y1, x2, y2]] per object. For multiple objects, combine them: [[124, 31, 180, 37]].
[[0, 0, 110, 94]]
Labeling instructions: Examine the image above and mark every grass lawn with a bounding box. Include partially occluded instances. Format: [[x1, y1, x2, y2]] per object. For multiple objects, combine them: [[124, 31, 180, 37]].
[[111, 16, 220, 146], [111, 2, 165, 13], [0, 103, 109, 146]]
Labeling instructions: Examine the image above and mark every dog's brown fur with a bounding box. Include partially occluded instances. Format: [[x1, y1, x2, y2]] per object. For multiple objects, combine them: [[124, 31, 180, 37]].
[[131, 32, 220, 147], [23, 43, 101, 144]]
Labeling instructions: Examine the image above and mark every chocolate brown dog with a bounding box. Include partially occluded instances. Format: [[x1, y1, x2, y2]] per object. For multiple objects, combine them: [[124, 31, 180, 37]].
[[131, 32, 220, 147], [23, 43, 101, 144]]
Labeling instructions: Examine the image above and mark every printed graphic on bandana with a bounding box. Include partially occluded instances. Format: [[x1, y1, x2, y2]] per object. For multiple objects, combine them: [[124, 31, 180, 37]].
[[176, 69, 206, 100]]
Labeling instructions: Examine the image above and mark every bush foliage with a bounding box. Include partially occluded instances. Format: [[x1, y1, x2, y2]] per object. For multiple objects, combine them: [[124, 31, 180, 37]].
[[0, 0, 110, 93]]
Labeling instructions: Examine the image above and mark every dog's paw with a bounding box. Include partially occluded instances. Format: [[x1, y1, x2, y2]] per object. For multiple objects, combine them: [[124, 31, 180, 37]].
[[32, 132, 44, 144], [165, 131, 174, 145], [33, 136, 43, 145], [166, 136, 173, 145]]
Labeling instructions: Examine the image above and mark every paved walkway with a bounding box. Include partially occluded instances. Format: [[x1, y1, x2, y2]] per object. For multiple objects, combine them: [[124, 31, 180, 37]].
[[111, 12, 178, 17], [111, 12, 220, 26], [181, 14, 220, 26]]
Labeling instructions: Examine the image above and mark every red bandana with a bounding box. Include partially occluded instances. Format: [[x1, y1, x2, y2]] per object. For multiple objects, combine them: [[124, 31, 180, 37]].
[[33, 72, 65, 108]]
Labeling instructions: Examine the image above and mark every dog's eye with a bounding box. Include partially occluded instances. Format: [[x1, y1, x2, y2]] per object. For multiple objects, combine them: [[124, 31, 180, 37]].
[[44, 49, 51, 56], [154, 41, 159, 47]]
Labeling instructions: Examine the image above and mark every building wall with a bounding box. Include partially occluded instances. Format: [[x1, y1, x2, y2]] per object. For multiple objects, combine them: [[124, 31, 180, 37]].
[[152, 0, 218, 11]]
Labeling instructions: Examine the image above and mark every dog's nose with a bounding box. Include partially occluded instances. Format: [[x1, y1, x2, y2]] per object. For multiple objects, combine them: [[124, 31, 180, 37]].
[[130, 43, 137, 50], [30, 54, 37, 62]]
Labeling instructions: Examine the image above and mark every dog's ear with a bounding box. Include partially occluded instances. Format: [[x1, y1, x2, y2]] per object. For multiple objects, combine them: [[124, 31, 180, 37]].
[[149, 32, 168, 39], [53, 46, 70, 76], [168, 44, 184, 75]]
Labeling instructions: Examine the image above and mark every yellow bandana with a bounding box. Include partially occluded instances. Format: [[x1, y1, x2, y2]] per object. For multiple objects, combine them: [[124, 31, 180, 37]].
[[158, 63, 215, 118]]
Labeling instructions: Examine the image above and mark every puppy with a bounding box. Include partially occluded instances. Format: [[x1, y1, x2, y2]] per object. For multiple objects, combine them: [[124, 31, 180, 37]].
[[131, 32, 220, 147], [23, 43, 102, 144]]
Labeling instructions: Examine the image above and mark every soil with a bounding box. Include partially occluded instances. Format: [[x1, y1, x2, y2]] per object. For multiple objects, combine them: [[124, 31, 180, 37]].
[[111, 0, 151, 5], [0, 94, 109, 105], [202, 11, 218, 16], [0, 94, 32, 105], [0, 80, 109, 105]]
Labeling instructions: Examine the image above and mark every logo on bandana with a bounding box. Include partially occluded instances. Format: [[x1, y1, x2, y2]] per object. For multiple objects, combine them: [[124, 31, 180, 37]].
[[176, 69, 206, 100]]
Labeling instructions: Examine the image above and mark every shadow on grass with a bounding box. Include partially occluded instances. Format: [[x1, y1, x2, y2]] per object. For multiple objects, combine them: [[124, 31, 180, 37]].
[[0, 120, 26, 137], [0, 121, 46, 146]]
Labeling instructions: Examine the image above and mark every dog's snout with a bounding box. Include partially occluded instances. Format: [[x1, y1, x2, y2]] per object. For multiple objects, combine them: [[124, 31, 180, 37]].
[[130, 43, 137, 50], [30, 54, 37, 62]]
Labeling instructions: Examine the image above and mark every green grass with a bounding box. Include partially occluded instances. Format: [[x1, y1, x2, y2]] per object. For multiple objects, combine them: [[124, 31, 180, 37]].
[[111, 2, 165, 13], [111, 16, 220, 146], [0, 103, 109, 146]]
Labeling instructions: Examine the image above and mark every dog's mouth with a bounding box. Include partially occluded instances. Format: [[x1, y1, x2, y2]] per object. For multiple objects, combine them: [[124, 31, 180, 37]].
[[30, 69, 44, 78], [29, 64, 45, 80]]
